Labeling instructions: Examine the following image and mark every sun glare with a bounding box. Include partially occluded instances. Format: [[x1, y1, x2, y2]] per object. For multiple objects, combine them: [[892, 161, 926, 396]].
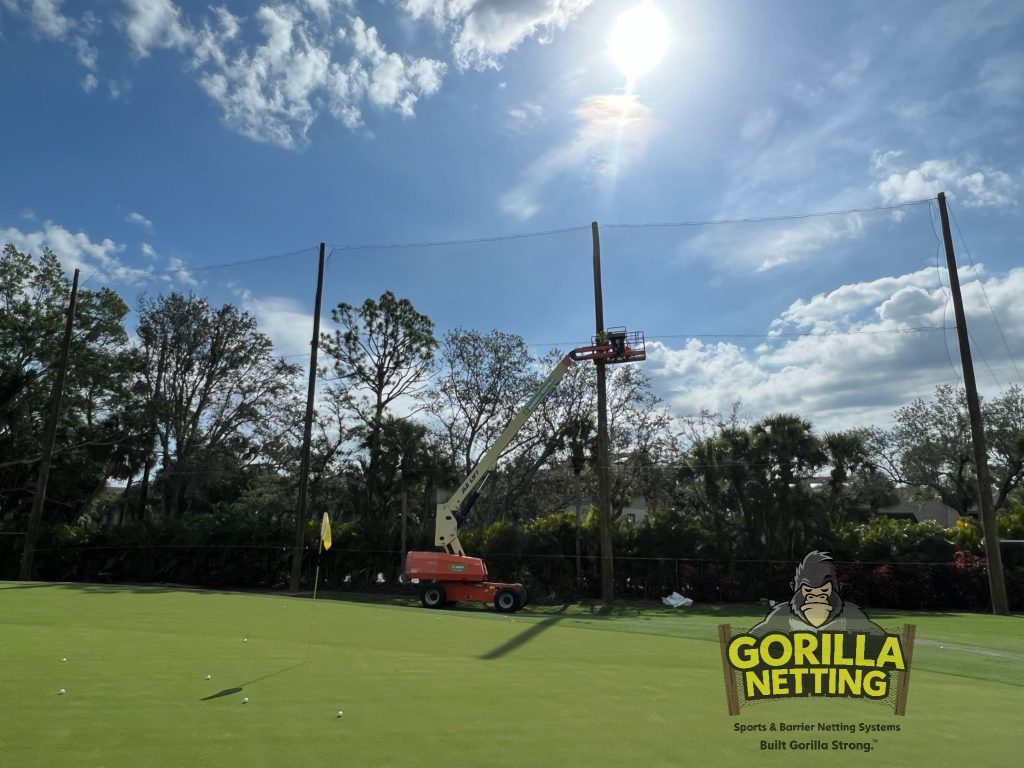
[[608, 2, 669, 80]]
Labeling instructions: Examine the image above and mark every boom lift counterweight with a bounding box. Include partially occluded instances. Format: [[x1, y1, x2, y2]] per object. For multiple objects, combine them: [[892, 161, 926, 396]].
[[404, 328, 645, 612]]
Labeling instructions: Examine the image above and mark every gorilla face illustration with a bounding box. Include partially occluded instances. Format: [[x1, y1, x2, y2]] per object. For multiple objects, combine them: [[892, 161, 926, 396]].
[[794, 579, 841, 627], [789, 551, 844, 628], [749, 550, 885, 637]]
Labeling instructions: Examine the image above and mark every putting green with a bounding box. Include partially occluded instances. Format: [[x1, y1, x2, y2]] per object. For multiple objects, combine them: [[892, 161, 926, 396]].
[[1, 582, 1020, 767]]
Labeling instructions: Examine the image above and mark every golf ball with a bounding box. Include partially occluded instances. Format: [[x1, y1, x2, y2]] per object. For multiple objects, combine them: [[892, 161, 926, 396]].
[[243, 638, 248, 643], [205, 675, 212, 680], [337, 711, 344, 718], [58, 689, 66, 695], [243, 697, 249, 704], [61, 657, 67, 663]]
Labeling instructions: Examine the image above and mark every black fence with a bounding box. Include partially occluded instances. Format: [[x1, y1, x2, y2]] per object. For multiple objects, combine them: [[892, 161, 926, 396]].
[[3, 535, 1021, 611]]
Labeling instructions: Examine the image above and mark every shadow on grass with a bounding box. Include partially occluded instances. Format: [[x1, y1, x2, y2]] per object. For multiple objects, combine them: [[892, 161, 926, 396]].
[[480, 604, 571, 660], [0, 582, 63, 591], [0, 580, 285, 599], [199, 661, 309, 702], [200, 686, 243, 701]]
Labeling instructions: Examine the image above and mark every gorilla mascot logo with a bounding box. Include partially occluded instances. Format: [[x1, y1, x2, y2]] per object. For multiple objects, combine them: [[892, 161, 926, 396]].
[[750, 550, 884, 636]]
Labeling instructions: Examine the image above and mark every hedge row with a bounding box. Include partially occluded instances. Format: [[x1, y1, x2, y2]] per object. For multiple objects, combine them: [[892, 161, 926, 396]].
[[2, 509, 1022, 611]]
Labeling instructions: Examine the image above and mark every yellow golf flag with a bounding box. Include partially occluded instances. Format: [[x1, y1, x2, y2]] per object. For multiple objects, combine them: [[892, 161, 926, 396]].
[[320, 512, 332, 550]]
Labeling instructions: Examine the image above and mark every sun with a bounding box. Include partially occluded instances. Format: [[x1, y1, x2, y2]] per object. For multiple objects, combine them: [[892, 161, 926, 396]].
[[608, 2, 669, 80]]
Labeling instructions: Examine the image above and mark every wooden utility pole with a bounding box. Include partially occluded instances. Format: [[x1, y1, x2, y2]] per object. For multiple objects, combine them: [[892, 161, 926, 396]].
[[399, 472, 408, 578], [592, 222, 615, 607], [575, 472, 583, 588], [20, 269, 80, 581], [937, 192, 1008, 615], [290, 244, 326, 593]]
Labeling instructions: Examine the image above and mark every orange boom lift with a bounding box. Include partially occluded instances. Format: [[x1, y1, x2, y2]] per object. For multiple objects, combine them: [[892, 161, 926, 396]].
[[404, 328, 645, 612]]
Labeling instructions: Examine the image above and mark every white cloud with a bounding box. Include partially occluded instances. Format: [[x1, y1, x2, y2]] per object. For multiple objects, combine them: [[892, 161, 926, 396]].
[[345, 16, 445, 117], [957, 170, 1016, 208], [0, 219, 154, 285], [304, 0, 330, 19], [73, 33, 98, 70], [303, 0, 352, 22], [645, 266, 1024, 431], [11, 1, 445, 148], [501, 93, 654, 219], [4, 1, 99, 72], [126, 211, 154, 230], [186, 7, 445, 147], [505, 101, 543, 132], [121, 0, 192, 57], [234, 287, 317, 359], [192, 5, 329, 147], [876, 157, 1018, 208], [164, 255, 196, 287], [140, 242, 158, 259], [400, 0, 594, 70], [684, 213, 866, 274], [775, 265, 946, 330], [25, 0, 71, 39], [870, 149, 902, 173], [759, 215, 865, 271], [876, 286, 939, 323]]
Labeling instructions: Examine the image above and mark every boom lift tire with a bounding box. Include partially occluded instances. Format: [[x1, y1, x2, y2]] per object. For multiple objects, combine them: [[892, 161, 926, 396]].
[[421, 583, 447, 609], [516, 586, 529, 609], [494, 588, 518, 613]]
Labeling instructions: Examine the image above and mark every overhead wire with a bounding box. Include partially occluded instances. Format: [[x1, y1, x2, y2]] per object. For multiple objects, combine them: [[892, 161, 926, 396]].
[[322, 200, 931, 250], [928, 201, 1004, 392], [13, 196, 1013, 528], [77, 244, 320, 289], [930, 201, 963, 383], [328, 224, 589, 251], [86, 455, 869, 478], [275, 325, 952, 360], [61, 199, 929, 290], [948, 201, 1022, 385], [602, 199, 933, 229], [13, 196, 1007, 434]]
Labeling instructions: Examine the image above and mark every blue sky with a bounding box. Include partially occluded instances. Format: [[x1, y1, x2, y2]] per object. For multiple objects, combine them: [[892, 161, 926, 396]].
[[1, 0, 1022, 432]]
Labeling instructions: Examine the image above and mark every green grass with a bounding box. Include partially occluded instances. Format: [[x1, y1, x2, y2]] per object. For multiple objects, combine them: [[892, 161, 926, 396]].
[[1, 582, 1021, 768]]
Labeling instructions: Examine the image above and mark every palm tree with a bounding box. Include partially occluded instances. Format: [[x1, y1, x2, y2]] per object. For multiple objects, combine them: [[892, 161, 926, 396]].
[[679, 437, 731, 558], [375, 415, 437, 577], [719, 426, 760, 556], [750, 413, 826, 558], [565, 417, 598, 585], [821, 429, 873, 526]]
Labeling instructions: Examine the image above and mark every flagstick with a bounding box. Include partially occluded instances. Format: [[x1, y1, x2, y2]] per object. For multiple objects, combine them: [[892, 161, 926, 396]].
[[305, 538, 323, 663]]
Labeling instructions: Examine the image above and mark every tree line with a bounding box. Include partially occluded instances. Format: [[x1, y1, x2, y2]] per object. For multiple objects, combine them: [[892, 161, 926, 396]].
[[2, 246, 1023, 604]]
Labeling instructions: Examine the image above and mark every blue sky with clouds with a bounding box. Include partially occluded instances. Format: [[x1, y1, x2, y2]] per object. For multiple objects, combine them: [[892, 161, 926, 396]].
[[1, 0, 1021, 431]]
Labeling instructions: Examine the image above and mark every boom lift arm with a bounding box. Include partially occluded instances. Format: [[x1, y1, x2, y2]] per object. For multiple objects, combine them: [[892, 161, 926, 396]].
[[435, 328, 645, 556]]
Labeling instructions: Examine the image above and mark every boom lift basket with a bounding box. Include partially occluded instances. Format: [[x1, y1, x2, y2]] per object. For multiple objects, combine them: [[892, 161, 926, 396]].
[[593, 327, 645, 363]]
